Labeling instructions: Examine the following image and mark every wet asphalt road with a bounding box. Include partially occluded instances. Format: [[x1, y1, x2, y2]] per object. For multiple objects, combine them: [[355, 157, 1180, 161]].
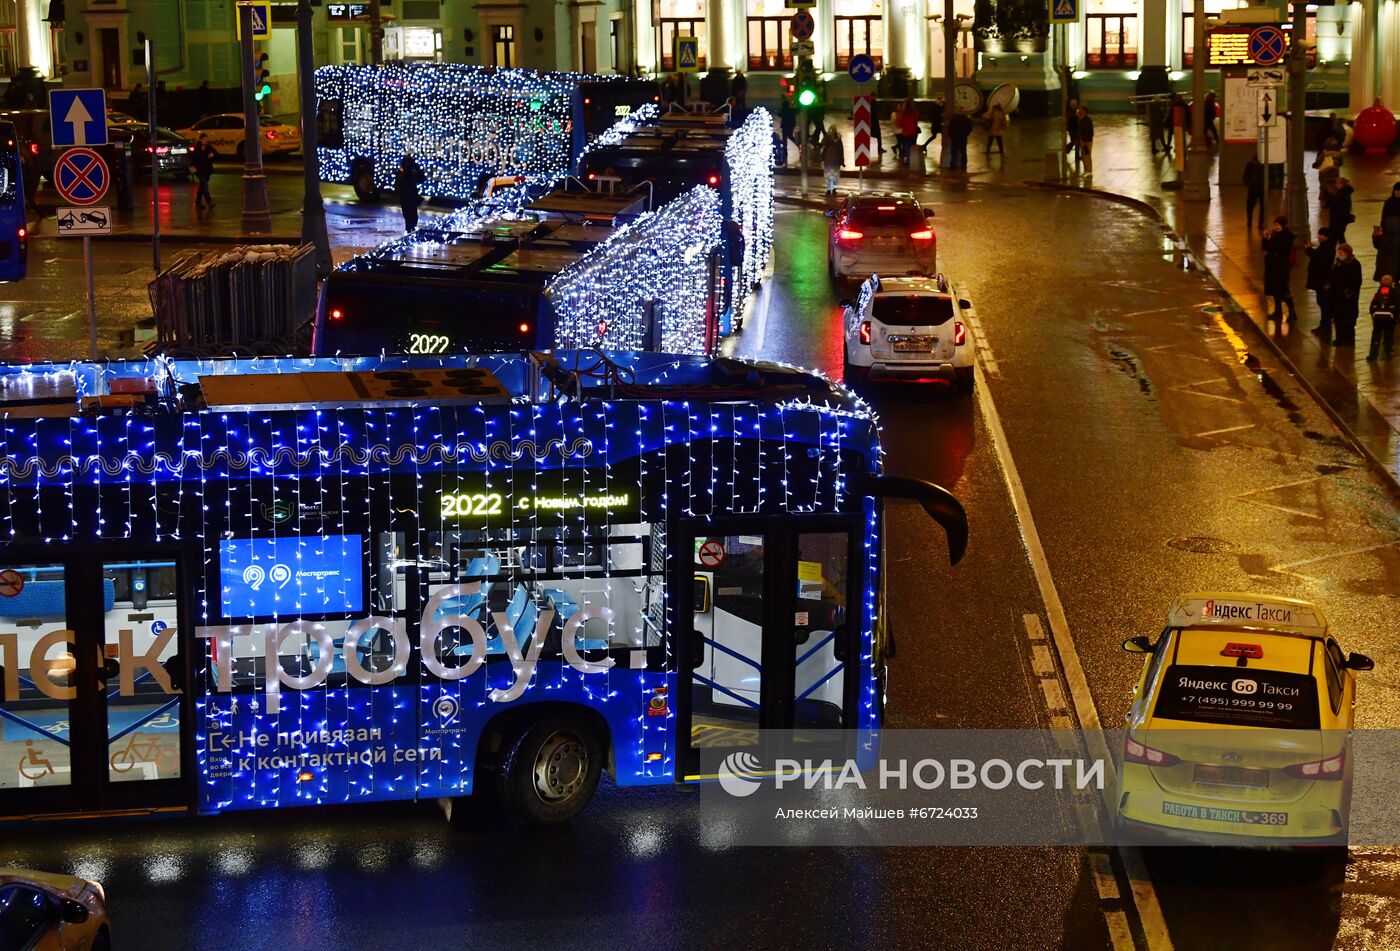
[[2, 183, 1400, 949]]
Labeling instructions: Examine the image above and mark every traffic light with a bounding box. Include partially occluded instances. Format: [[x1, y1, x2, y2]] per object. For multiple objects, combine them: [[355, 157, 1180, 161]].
[[253, 52, 271, 102], [795, 61, 818, 109]]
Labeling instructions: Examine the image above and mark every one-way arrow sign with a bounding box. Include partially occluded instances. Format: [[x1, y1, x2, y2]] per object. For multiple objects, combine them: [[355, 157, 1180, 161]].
[[48, 88, 108, 148]]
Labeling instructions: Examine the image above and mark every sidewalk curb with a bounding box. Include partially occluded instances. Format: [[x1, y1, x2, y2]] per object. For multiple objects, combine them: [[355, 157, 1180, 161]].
[[69, 232, 304, 245], [1021, 178, 1400, 500]]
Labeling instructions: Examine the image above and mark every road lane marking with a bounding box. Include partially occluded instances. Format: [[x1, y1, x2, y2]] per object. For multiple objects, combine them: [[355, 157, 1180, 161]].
[[978, 360, 1175, 951], [750, 279, 774, 352]]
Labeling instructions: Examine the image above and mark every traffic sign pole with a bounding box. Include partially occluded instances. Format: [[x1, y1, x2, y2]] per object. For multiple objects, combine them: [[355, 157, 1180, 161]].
[[84, 236, 96, 360], [238, 3, 274, 234], [1183, 0, 1210, 201], [1286, 0, 1309, 246]]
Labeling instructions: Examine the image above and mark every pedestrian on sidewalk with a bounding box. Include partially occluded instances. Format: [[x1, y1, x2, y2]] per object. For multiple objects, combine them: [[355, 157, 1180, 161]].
[[1372, 216, 1400, 286], [731, 71, 748, 112], [918, 96, 943, 152], [1243, 154, 1266, 231], [1367, 275, 1397, 361], [1262, 216, 1298, 322], [1148, 98, 1170, 155], [1169, 94, 1186, 151], [1314, 139, 1342, 198], [395, 153, 426, 233], [1305, 226, 1338, 340], [946, 107, 972, 170], [1064, 98, 1080, 161], [1077, 106, 1094, 175], [898, 99, 920, 165], [983, 103, 1008, 155], [1202, 91, 1219, 147], [822, 125, 844, 195], [772, 117, 787, 168], [1382, 181, 1400, 221], [1330, 243, 1363, 346], [1328, 177, 1355, 243], [868, 91, 884, 159], [780, 95, 797, 150], [191, 134, 217, 210]]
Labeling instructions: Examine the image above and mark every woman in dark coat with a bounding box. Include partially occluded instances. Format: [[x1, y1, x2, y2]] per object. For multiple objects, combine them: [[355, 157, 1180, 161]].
[[1330, 243, 1364, 346], [1372, 216, 1400, 285], [1305, 226, 1337, 340], [1262, 215, 1296, 321]]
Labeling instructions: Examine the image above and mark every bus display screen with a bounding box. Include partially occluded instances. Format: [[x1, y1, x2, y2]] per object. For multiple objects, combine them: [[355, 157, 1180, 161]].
[[434, 470, 642, 525], [219, 534, 365, 618]]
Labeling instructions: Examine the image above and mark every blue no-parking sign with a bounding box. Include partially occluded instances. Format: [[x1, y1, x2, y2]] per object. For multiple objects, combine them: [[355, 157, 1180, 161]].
[[1248, 26, 1286, 67], [53, 148, 109, 205], [848, 54, 876, 84], [790, 11, 815, 42]]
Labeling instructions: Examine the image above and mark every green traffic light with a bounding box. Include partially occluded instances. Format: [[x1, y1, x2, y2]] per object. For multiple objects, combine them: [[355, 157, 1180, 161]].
[[797, 88, 817, 107]]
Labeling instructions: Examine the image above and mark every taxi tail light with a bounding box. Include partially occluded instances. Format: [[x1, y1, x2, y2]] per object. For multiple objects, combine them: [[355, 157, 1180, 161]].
[[265, 130, 279, 140], [953, 321, 966, 346], [1124, 735, 1180, 767], [858, 320, 872, 345], [838, 229, 863, 245], [909, 229, 934, 241], [28, 143, 37, 155], [1284, 751, 1345, 780]]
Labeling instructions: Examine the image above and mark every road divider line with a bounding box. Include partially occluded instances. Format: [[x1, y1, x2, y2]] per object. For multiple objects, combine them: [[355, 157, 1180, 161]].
[[977, 362, 1174, 951]]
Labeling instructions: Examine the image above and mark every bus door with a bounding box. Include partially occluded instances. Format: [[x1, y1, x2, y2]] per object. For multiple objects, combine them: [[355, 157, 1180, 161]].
[[0, 551, 190, 816], [676, 518, 860, 779]]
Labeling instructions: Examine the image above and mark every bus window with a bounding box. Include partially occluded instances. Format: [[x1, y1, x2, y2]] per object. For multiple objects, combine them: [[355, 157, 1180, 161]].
[[317, 99, 345, 149], [692, 534, 766, 747], [793, 532, 849, 729]]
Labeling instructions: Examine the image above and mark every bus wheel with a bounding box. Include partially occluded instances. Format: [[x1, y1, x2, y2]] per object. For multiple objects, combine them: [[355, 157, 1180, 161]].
[[496, 713, 602, 825], [352, 162, 379, 202]]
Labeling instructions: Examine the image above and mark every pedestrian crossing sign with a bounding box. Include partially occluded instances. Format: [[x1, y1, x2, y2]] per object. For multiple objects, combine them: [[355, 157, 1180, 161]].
[[1049, 0, 1080, 23], [676, 36, 699, 73], [236, 1, 272, 39]]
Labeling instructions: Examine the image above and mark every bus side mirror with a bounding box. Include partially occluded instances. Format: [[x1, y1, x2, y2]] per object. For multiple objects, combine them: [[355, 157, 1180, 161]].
[[1122, 636, 1154, 654], [693, 575, 711, 614], [1346, 652, 1374, 671], [923, 208, 935, 218], [958, 299, 971, 309], [838, 298, 853, 310], [823, 209, 835, 218]]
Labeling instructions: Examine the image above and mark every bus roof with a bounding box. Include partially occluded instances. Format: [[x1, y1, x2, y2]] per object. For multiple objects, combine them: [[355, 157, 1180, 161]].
[[0, 352, 865, 418], [1165, 592, 1328, 638]]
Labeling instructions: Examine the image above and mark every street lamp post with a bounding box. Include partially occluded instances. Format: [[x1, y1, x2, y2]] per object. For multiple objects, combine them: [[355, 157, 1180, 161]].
[[237, 3, 273, 234], [1182, 3, 1210, 201], [296, 0, 332, 274], [1285, 0, 1310, 242], [941, 0, 954, 166]]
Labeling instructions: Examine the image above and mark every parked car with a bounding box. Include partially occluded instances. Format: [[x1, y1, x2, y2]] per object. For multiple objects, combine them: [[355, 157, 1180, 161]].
[[177, 112, 301, 159], [110, 122, 193, 179], [826, 193, 937, 286], [0, 867, 109, 950], [842, 273, 975, 391]]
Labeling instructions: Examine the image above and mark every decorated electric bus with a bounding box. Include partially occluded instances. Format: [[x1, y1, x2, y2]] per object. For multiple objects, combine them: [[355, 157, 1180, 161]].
[[315, 63, 659, 202], [0, 352, 964, 824]]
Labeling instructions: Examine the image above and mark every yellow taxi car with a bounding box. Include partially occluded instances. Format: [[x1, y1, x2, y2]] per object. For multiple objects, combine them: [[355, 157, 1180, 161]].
[[1116, 593, 1372, 845], [0, 867, 109, 949]]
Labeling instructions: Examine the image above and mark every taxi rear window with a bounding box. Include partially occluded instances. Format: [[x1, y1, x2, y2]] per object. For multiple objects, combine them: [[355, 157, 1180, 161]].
[[1152, 664, 1320, 730], [873, 296, 953, 326], [848, 206, 925, 231]]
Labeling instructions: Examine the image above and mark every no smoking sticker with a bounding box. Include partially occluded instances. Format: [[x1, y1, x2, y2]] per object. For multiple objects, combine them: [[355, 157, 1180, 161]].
[[698, 539, 726, 568], [0, 568, 24, 597]]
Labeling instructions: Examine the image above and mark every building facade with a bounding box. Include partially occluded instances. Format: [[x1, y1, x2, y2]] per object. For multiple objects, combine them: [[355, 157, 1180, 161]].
[[0, 0, 1393, 117]]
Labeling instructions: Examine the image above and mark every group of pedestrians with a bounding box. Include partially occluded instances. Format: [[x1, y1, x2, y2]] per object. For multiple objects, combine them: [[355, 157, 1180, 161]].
[[1263, 187, 1399, 361]]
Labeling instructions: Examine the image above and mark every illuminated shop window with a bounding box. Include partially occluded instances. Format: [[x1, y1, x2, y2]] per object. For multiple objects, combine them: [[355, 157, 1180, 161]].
[[655, 0, 708, 71], [1085, 0, 1137, 70]]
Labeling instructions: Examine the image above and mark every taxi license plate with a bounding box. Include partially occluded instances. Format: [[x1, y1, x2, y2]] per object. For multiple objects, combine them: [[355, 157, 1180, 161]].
[[1194, 764, 1269, 788], [890, 335, 934, 352], [1162, 802, 1287, 825]]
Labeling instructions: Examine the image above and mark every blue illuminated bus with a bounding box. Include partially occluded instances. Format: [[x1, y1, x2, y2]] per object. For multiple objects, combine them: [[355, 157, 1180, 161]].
[[0, 121, 28, 282], [315, 64, 659, 202], [0, 352, 964, 824]]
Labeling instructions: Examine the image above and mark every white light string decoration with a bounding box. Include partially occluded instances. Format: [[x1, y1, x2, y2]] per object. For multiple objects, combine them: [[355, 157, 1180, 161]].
[[725, 107, 776, 320]]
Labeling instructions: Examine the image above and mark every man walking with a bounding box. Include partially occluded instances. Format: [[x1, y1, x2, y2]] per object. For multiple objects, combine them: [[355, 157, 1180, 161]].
[[395, 153, 426, 233], [1077, 106, 1095, 176], [1262, 216, 1297, 322], [191, 134, 217, 210]]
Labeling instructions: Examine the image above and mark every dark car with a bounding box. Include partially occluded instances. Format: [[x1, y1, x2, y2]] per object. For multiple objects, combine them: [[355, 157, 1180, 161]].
[[0, 108, 49, 198], [109, 122, 192, 179]]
